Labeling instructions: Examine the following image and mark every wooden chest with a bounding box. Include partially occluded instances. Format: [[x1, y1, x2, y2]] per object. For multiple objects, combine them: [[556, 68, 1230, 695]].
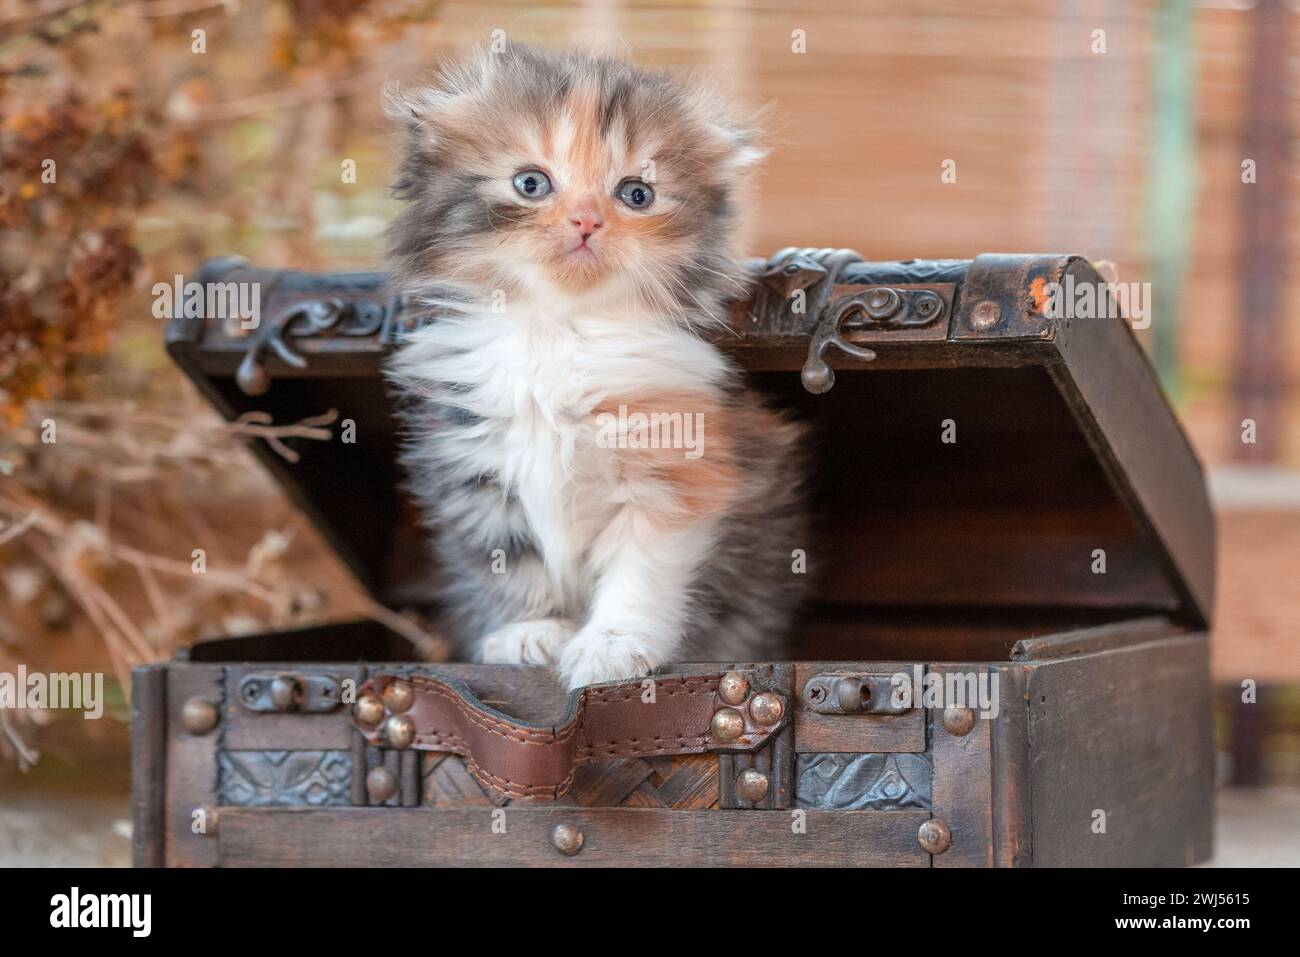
[[135, 250, 1215, 867]]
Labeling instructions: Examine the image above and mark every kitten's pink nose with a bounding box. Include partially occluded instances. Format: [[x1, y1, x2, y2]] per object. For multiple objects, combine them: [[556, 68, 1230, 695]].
[[570, 211, 603, 243]]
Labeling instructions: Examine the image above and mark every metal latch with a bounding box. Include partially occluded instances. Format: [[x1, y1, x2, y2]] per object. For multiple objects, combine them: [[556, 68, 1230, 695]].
[[802, 673, 914, 716], [238, 672, 341, 713]]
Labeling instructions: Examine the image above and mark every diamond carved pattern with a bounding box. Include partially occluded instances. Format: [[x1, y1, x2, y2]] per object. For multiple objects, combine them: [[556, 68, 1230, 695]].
[[219, 750, 352, 807], [795, 752, 932, 810]]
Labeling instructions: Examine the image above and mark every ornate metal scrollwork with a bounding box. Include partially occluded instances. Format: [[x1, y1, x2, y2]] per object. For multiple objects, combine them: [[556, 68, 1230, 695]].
[[235, 297, 387, 396], [803, 285, 949, 394], [749, 248, 955, 394], [749, 247, 879, 394], [834, 286, 946, 331]]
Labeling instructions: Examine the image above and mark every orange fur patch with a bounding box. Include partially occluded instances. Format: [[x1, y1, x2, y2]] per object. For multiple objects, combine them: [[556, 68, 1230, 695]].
[[592, 390, 784, 529]]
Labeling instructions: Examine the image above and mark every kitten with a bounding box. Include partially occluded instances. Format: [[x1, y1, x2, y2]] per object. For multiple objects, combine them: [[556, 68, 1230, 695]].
[[385, 45, 807, 688]]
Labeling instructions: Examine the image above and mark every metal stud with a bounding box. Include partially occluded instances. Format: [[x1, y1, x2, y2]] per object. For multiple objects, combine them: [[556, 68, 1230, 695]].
[[918, 819, 952, 855], [749, 692, 784, 727], [551, 822, 584, 857], [718, 671, 749, 706], [711, 707, 745, 742], [864, 287, 901, 320], [736, 769, 770, 803], [366, 766, 398, 802], [180, 696, 218, 735], [943, 706, 976, 737], [269, 675, 300, 713], [382, 714, 416, 750], [970, 300, 1001, 331], [836, 676, 869, 713], [382, 679, 415, 714], [354, 693, 385, 729]]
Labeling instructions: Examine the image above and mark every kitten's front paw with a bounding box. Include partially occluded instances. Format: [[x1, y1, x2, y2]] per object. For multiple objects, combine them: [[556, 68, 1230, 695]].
[[478, 618, 575, 666], [558, 629, 656, 690]]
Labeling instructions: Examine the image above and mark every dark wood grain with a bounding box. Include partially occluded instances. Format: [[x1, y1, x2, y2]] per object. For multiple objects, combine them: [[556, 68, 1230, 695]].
[[793, 662, 925, 753], [218, 807, 932, 867], [988, 664, 1031, 868], [164, 664, 223, 867], [1048, 257, 1215, 625], [1010, 615, 1178, 661], [929, 665, 994, 868], [130, 665, 166, 868], [1025, 634, 1213, 866]]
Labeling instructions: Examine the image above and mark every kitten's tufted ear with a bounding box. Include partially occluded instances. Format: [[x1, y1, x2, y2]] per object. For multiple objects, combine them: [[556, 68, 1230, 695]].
[[382, 50, 493, 129], [714, 124, 767, 172], [382, 80, 454, 128], [688, 84, 768, 172]]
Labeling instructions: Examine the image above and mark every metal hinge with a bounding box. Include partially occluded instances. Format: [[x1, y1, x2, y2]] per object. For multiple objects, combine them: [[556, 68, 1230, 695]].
[[237, 672, 341, 713], [801, 673, 914, 716]]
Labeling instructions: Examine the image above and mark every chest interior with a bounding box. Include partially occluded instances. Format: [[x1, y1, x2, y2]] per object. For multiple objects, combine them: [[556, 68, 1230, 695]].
[[185, 361, 1193, 667]]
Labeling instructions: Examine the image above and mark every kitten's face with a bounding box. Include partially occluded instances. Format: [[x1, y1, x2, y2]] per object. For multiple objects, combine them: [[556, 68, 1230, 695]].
[[387, 47, 761, 319]]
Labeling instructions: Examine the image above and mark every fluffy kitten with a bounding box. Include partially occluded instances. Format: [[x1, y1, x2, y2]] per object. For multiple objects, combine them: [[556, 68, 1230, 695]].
[[385, 45, 806, 688]]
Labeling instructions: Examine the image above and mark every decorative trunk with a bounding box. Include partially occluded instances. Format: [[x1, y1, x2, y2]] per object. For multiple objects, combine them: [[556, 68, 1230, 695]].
[[134, 251, 1215, 867]]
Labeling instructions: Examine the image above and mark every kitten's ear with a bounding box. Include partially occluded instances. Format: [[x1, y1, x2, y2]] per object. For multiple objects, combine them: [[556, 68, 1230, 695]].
[[382, 51, 492, 129], [714, 124, 767, 172], [690, 86, 769, 172], [382, 80, 454, 128]]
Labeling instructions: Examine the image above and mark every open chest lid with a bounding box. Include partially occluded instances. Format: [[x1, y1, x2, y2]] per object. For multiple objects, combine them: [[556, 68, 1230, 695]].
[[166, 251, 1215, 631]]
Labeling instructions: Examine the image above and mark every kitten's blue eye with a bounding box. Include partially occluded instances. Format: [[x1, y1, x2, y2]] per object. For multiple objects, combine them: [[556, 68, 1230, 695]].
[[617, 179, 654, 210], [512, 170, 551, 199]]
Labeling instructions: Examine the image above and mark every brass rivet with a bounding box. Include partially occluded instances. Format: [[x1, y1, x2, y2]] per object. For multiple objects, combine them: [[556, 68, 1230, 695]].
[[382, 679, 415, 714], [382, 714, 416, 750], [180, 696, 218, 735], [970, 300, 1001, 330], [918, 819, 952, 855], [366, 766, 398, 802], [354, 693, 385, 729], [711, 708, 745, 742], [736, 769, 770, 803], [551, 822, 584, 857], [749, 692, 784, 727], [943, 706, 976, 737], [718, 671, 749, 706]]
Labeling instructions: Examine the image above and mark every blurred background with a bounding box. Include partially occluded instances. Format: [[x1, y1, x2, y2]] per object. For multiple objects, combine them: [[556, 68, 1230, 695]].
[[1, 0, 1297, 864]]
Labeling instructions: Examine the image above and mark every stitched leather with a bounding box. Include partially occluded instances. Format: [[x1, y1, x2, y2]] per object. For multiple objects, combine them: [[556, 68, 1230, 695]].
[[352, 669, 785, 800]]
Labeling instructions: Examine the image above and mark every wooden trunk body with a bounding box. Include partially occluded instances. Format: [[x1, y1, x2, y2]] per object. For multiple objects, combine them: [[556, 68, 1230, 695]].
[[136, 252, 1216, 867]]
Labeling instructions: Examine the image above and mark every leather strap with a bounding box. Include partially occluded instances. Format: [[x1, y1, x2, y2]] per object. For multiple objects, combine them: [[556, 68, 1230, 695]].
[[351, 668, 787, 800]]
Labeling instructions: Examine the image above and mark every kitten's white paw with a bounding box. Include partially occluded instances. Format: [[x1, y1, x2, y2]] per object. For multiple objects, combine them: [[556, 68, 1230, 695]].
[[558, 629, 656, 690], [479, 618, 575, 666]]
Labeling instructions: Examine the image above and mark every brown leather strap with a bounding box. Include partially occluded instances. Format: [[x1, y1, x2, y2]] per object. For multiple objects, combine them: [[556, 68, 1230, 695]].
[[351, 669, 787, 800]]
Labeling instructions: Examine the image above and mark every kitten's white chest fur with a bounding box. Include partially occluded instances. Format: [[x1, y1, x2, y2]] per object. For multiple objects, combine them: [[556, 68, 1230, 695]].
[[404, 296, 729, 609]]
